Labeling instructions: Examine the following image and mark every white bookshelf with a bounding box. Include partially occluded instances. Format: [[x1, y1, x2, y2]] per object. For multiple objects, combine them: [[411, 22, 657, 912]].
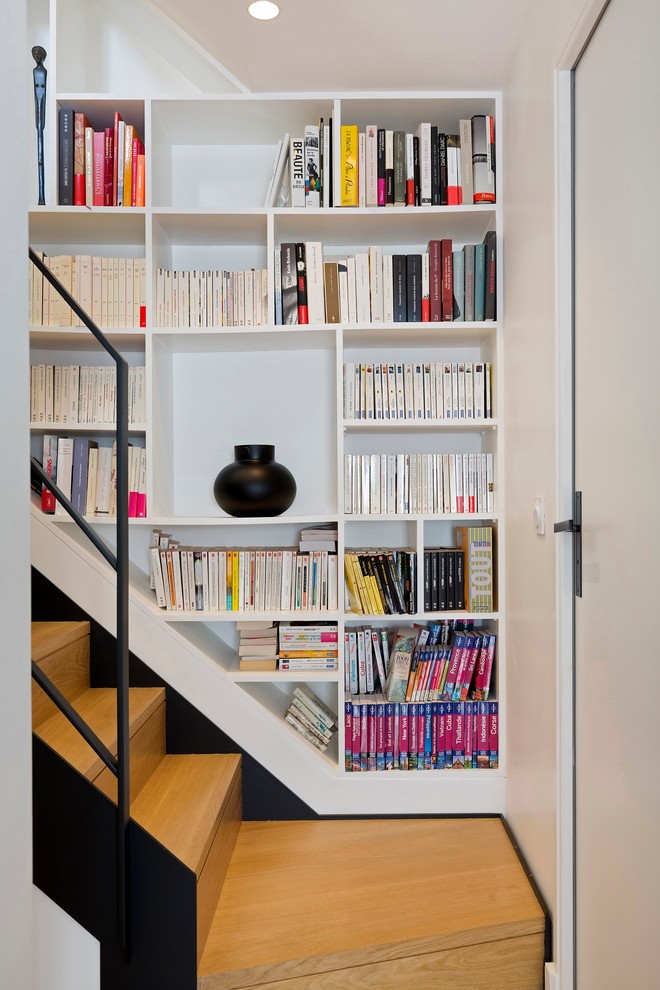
[[28, 3, 504, 810]]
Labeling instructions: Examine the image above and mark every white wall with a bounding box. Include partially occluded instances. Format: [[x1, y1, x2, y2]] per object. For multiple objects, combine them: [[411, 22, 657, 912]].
[[502, 0, 596, 959], [0, 2, 33, 986]]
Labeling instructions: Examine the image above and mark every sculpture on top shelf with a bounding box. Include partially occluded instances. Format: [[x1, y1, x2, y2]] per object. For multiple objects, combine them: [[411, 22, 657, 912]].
[[31, 46, 47, 206], [213, 444, 296, 517]]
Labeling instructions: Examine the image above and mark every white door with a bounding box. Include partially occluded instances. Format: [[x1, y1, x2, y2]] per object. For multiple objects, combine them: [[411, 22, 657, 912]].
[[573, 0, 660, 986]]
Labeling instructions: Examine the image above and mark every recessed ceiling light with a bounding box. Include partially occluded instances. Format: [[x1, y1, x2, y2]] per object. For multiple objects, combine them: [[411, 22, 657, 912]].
[[248, 1, 280, 19]]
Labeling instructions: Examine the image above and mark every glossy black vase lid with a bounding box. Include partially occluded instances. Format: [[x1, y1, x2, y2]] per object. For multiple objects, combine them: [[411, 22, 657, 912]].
[[234, 444, 275, 462]]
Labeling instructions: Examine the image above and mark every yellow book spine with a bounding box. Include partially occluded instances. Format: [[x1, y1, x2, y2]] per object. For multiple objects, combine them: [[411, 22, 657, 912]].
[[344, 554, 362, 613], [341, 125, 359, 207], [123, 124, 134, 208], [231, 550, 240, 610]]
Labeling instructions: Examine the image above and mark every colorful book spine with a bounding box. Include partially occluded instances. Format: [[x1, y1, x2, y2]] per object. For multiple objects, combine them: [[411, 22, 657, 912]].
[[489, 701, 499, 768], [340, 125, 359, 207]]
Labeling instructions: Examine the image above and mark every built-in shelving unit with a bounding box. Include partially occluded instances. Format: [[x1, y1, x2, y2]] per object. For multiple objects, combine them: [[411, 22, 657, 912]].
[[28, 0, 503, 811]]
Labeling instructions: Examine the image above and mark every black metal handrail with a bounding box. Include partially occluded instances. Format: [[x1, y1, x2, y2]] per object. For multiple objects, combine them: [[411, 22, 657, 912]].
[[29, 247, 131, 957]]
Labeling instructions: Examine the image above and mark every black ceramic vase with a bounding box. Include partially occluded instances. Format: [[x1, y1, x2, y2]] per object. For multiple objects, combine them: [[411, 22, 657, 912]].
[[213, 444, 297, 517]]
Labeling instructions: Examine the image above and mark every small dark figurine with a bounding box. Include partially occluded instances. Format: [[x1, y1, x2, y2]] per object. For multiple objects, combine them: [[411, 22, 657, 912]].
[[32, 45, 47, 206]]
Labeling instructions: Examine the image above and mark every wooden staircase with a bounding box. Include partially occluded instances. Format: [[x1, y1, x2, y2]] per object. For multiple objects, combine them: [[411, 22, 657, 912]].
[[32, 620, 547, 990]]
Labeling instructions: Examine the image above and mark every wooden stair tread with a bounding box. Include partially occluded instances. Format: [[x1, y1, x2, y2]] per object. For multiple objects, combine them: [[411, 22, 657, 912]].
[[131, 754, 241, 876], [34, 686, 165, 782], [198, 818, 545, 989], [31, 620, 90, 662]]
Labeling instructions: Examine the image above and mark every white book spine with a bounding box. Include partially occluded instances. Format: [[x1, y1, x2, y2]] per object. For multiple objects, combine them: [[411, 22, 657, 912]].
[[365, 124, 378, 207], [305, 242, 325, 324], [368, 245, 383, 323]]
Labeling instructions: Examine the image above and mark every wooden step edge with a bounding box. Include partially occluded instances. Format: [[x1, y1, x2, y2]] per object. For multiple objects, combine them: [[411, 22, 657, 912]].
[[33, 686, 166, 783], [200, 929, 545, 990], [131, 753, 242, 877], [94, 700, 167, 805], [197, 918, 547, 990], [31, 621, 90, 663], [197, 767, 242, 966], [32, 631, 91, 729]]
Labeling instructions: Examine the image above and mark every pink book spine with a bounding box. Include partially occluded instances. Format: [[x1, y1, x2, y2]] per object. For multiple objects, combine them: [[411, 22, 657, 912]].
[[464, 701, 474, 768], [399, 703, 409, 770], [471, 637, 489, 699], [459, 633, 482, 701], [417, 707, 425, 768], [488, 701, 499, 768], [436, 702, 447, 769], [476, 701, 489, 768], [128, 491, 138, 517], [367, 702, 377, 772], [136, 492, 146, 517], [92, 131, 104, 206]]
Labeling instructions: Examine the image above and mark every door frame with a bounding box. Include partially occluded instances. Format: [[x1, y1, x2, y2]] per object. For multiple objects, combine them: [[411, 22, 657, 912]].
[[553, 3, 610, 988]]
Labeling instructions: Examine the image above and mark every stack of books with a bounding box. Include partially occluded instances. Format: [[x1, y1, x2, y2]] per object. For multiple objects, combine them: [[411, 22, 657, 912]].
[[237, 621, 278, 671], [278, 623, 338, 671], [298, 525, 338, 552], [284, 685, 338, 753]]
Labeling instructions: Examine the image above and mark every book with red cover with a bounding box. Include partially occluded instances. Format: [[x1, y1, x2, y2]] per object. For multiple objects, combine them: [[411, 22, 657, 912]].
[[92, 131, 104, 206], [428, 240, 442, 322], [295, 242, 308, 324], [103, 128, 114, 206], [112, 111, 123, 207], [41, 434, 58, 513], [441, 239, 453, 321], [74, 112, 91, 205]]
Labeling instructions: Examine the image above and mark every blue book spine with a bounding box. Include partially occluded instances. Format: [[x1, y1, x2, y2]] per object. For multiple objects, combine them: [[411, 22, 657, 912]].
[[344, 700, 353, 772]]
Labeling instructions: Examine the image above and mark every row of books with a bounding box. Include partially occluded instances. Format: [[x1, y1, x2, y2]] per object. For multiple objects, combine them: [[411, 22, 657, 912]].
[[265, 123, 333, 209], [40, 436, 146, 518], [154, 267, 269, 328], [29, 253, 147, 329], [344, 360, 493, 422], [148, 536, 339, 613], [344, 452, 495, 516], [58, 109, 145, 207], [275, 236, 496, 327], [347, 621, 490, 702], [339, 116, 496, 209], [344, 549, 416, 616], [284, 685, 338, 754], [238, 621, 339, 672], [344, 697, 499, 771], [30, 364, 146, 426]]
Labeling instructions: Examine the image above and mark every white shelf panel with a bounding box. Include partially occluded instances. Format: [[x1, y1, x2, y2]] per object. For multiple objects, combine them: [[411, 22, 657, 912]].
[[344, 512, 498, 523], [150, 327, 337, 352], [344, 612, 500, 622], [344, 419, 498, 433], [29, 208, 146, 246], [274, 207, 496, 247], [342, 323, 498, 346], [146, 514, 339, 527], [229, 670, 341, 684], [29, 328, 146, 351], [163, 611, 343, 623], [30, 423, 146, 431]]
